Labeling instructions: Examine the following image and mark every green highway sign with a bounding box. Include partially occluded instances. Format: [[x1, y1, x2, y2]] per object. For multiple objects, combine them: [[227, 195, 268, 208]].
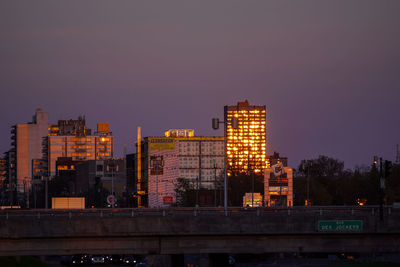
[[318, 220, 362, 232]]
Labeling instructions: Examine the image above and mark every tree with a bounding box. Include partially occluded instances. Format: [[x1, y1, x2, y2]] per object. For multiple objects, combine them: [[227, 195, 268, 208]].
[[298, 155, 344, 177], [385, 164, 400, 204], [295, 156, 345, 206], [175, 178, 196, 207]]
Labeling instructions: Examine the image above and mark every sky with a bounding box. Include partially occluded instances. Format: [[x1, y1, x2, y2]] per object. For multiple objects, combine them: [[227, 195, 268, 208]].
[[1, 1, 399, 169]]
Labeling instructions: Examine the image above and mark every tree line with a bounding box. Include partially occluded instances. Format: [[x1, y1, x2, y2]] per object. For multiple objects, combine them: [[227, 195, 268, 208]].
[[176, 155, 400, 207]]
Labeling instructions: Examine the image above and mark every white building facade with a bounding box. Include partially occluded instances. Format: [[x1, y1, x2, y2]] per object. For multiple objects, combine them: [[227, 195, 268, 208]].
[[147, 133, 224, 208]]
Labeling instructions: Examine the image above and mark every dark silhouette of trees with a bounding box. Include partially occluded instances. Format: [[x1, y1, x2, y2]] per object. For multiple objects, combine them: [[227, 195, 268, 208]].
[[294, 155, 400, 206], [228, 173, 264, 206]]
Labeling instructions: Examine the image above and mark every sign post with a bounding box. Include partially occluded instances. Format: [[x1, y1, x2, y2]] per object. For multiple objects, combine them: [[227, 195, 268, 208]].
[[106, 195, 116, 207]]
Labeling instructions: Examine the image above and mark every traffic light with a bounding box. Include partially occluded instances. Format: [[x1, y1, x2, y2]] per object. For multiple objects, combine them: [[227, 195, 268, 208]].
[[384, 160, 392, 178], [373, 156, 378, 165], [231, 118, 239, 129], [212, 118, 219, 130]]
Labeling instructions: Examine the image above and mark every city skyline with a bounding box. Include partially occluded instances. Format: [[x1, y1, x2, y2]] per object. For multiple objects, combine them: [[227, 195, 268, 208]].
[[1, 1, 400, 169]]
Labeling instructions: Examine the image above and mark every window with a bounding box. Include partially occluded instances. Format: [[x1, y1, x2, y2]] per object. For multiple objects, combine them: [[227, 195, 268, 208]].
[[97, 165, 103, 172]]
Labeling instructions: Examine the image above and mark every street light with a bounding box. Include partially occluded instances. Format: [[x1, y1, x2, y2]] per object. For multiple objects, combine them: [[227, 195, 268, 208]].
[[212, 117, 238, 214]]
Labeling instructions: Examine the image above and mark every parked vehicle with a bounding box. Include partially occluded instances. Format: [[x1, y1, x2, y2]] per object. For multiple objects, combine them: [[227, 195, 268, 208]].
[[90, 255, 105, 264], [71, 255, 84, 265], [110, 255, 123, 264], [123, 256, 137, 265]]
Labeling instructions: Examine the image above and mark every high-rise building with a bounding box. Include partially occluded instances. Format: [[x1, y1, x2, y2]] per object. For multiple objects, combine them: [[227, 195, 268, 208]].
[[10, 109, 49, 192], [44, 120, 113, 177], [224, 100, 267, 175]]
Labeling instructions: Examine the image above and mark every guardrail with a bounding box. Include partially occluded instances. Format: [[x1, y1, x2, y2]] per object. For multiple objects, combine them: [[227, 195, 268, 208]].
[[0, 206, 396, 219]]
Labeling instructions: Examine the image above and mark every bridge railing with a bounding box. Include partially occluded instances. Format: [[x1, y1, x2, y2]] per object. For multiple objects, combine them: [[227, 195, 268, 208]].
[[0, 205, 396, 219]]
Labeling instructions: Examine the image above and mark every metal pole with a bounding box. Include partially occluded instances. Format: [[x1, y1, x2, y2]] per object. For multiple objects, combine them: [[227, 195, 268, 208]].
[[252, 172, 254, 207], [137, 126, 141, 208], [214, 161, 217, 207], [112, 164, 115, 208], [34, 181, 37, 209], [27, 181, 30, 209], [23, 180, 26, 208], [224, 120, 228, 214], [306, 166, 310, 206], [379, 158, 383, 221], [45, 176, 48, 209]]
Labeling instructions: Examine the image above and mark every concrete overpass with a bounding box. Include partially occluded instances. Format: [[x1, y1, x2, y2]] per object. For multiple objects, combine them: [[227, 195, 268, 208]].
[[0, 207, 399, 257]]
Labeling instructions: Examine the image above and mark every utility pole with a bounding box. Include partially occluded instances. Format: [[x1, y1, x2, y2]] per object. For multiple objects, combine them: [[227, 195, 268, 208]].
[[252, 171, 255, 207], [307, 168, 309, 206], [223, 119, 227, 212], [33, 180, 37, 209], [379, 157, 383, 221], [27, 180, 30, 209], [45, 175, 48, 209], [214, 160, 217, 207]]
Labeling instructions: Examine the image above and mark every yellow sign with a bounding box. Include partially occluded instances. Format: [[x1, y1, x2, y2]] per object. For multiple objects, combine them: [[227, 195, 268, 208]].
[[148, 137, 175, 150]]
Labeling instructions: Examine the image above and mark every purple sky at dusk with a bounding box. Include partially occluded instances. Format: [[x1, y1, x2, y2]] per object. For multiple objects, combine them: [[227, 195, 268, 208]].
[[1, 1, 399, 169]]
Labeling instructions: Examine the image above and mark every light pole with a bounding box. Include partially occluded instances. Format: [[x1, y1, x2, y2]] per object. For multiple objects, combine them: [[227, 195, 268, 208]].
[[302, 162, 312, 207], [45, 175, 48, 209], [213, 160, 217, 207], [107, 162, 118, 208], [212, 117, 238, 214]]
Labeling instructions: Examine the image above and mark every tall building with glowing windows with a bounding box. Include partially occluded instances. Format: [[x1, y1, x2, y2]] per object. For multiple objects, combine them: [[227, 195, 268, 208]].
[[224, 100, 266, 176]]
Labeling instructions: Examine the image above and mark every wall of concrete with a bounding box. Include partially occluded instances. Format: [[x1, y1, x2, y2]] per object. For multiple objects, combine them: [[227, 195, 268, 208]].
[[0, 210, 399, 256]]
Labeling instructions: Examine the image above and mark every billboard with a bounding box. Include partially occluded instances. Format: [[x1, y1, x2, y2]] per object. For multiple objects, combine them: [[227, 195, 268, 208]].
[[148, 137, 175, 150], [150, 155, 164, 175]]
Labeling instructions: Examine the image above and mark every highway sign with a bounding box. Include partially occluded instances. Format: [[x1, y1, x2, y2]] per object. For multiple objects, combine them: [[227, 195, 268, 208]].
[[318, 220, 362, 232]]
